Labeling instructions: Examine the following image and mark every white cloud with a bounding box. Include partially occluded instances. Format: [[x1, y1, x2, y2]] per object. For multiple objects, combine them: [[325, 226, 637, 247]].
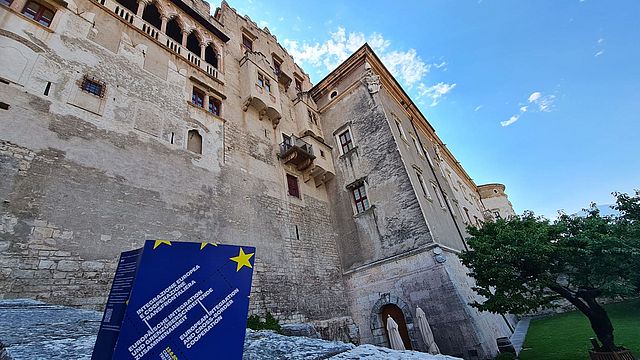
[[474, 105, 483, 112], [501, 115, 520, 127], [528, 92, 542, 103], [284, 26, 453, 99], [500, 90, 557, 127], [595, 50, 604, 57], [417, 82, 457, 106]]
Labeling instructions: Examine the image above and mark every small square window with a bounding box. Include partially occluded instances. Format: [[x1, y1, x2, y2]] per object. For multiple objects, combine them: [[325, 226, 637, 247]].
[[22, 1, 55, 27], [338, 129, 354, 154], [242, 34, 253, 51], [286, 174, 300, 198], [81, 77, 104, 97], [192, 87, 205, 108], [352, 184, 370, 214], [209, 97, 221, 116]]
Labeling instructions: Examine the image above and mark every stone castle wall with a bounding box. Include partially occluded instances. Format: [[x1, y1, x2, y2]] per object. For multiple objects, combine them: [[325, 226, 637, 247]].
[[0, 0, 348, 324]]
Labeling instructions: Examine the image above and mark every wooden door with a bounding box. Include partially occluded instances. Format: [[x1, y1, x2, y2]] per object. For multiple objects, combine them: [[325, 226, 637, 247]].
[[381, 304, 412, 350]]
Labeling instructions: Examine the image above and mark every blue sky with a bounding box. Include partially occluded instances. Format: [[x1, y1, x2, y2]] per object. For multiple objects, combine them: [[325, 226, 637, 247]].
[[226, 0, 640, 218]]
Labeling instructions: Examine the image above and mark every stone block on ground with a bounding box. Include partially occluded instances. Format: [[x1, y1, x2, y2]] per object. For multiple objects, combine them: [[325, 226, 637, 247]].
[[280, 323, 321, 338]]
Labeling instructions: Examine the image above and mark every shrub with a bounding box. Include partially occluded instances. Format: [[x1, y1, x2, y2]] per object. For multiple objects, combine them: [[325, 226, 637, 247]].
[[246, 312, 281, 333]]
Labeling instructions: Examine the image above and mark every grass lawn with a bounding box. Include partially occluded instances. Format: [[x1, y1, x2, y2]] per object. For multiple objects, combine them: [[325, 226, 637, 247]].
[[519, 299, 640, 360]]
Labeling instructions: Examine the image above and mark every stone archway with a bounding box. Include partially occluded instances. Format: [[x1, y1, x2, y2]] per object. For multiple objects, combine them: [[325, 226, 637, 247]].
[[369, 293, 418, 350]]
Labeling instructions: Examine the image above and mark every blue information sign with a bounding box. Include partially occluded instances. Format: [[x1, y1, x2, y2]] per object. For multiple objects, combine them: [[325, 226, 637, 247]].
[[92, 240, 255, 360]]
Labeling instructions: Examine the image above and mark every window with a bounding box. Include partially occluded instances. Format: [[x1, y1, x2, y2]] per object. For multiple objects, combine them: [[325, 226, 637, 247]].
[[464, 207, 472, 224], [352, 184, 370, 214], [257, 73, 264, 88], [320, 149, 325, 158], [443, 192, 453, 211], [22, 1, 55, 27], [394, 117, 406, 140], [257, 73, 271, 92], [286, 174, 300, 198], [294, 78, 302, 92], [187, 130, 202, 154], [81, 77, 105, 97], [330, 90, 338, 99], [338, 129, 354, 154], [272, 57, 282, 75], [1, 0, 13, 6], [431, 183, 445, 208], [308, 110, 318, 125], [493, 211, 501, 219], [415, 170, 430, 198], [412, 135, 424, 157], [209, 97, 221, 116], [242, 34, 253, 51], [265, 78, 271, 93], [192, 87, 205, 108]]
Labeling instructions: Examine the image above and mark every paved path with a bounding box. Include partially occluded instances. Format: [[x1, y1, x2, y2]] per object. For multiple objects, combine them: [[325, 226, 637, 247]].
[[510, 317, 532, 354]]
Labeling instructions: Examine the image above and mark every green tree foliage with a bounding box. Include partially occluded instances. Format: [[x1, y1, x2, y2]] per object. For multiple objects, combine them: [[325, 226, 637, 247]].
[[246, 312, 282, 333], [460, 191, 640, 352]]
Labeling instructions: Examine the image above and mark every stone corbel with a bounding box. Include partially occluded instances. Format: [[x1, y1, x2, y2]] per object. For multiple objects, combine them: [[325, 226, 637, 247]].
[[242, 97, 251, 112], [361, 61, 381, 94]]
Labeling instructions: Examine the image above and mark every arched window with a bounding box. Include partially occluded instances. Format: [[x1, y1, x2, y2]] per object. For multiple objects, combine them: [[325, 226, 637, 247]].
[[187, 130, 202, 154], [186, 31, 201, 55], [205, 44, 218, 68], [142, 2, 161, 29], [115, 0, 137, 14], [166, 17, 182, 44]]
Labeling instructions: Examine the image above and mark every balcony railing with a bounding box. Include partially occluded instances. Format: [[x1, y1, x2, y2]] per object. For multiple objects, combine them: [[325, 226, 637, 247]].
[[279, 135, 315, 171], [94, 0, 222, 82]]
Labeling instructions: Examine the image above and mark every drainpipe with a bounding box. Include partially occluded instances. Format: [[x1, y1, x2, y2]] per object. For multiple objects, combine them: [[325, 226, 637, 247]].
[[404, 104, 468, 251]]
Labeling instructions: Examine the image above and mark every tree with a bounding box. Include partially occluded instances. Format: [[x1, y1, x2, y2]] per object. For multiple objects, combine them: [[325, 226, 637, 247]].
[[459, 191, 640, 352]]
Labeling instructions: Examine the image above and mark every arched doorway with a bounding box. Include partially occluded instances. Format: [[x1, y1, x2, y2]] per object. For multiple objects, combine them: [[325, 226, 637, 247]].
[[381, 304, 412, 350]]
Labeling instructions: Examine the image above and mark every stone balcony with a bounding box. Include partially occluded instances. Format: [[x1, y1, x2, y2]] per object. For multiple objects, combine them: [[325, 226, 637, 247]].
[[279, 134, 315, 171], [240, 51, 282, 128]]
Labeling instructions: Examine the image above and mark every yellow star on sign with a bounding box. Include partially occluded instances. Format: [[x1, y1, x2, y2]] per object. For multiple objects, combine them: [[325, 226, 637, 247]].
[[230, 248, 254, 272], [200, 242, 218, 250], [153, 240, 172, 249]]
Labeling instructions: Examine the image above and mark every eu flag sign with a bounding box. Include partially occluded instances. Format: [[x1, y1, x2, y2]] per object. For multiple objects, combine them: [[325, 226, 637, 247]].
[[92, 240, 255, 360]]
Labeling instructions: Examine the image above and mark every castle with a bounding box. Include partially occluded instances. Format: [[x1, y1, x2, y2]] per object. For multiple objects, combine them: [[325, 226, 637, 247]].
[[0, 0, 517, 358]]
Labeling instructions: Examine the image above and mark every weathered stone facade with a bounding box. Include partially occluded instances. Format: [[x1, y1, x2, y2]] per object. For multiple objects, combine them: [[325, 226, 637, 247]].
[[1, 0, 516, 358]]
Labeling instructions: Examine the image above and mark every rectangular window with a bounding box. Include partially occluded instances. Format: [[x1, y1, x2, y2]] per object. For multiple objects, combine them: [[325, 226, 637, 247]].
[[286, 174, 300, 198], [1, 0, 14, 6], [416, 170, 430, 198], [209, 97, 221, 116], [273, 57, 282, 75], [412, 135, 424, 157], [81, 77, 104, 97], [257, 73, 264, 88], [464, 207, 472, 224], [338, 129, 354, 154], [22, 1, 55, 27], [352, 184, 370, 214], [295, 78, 302, 92], [265, 78, 271, 93], [394, 117, 406, 140], [192, 87, 205, 108], [432, 183, 445, 208], [242, 34, 253, 51], [493, 211, 501, 219]]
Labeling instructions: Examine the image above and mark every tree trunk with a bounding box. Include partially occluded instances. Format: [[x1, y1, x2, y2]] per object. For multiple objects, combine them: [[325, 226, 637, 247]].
[[583, 297, 616, 351], [550, 285, 617, 351]]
